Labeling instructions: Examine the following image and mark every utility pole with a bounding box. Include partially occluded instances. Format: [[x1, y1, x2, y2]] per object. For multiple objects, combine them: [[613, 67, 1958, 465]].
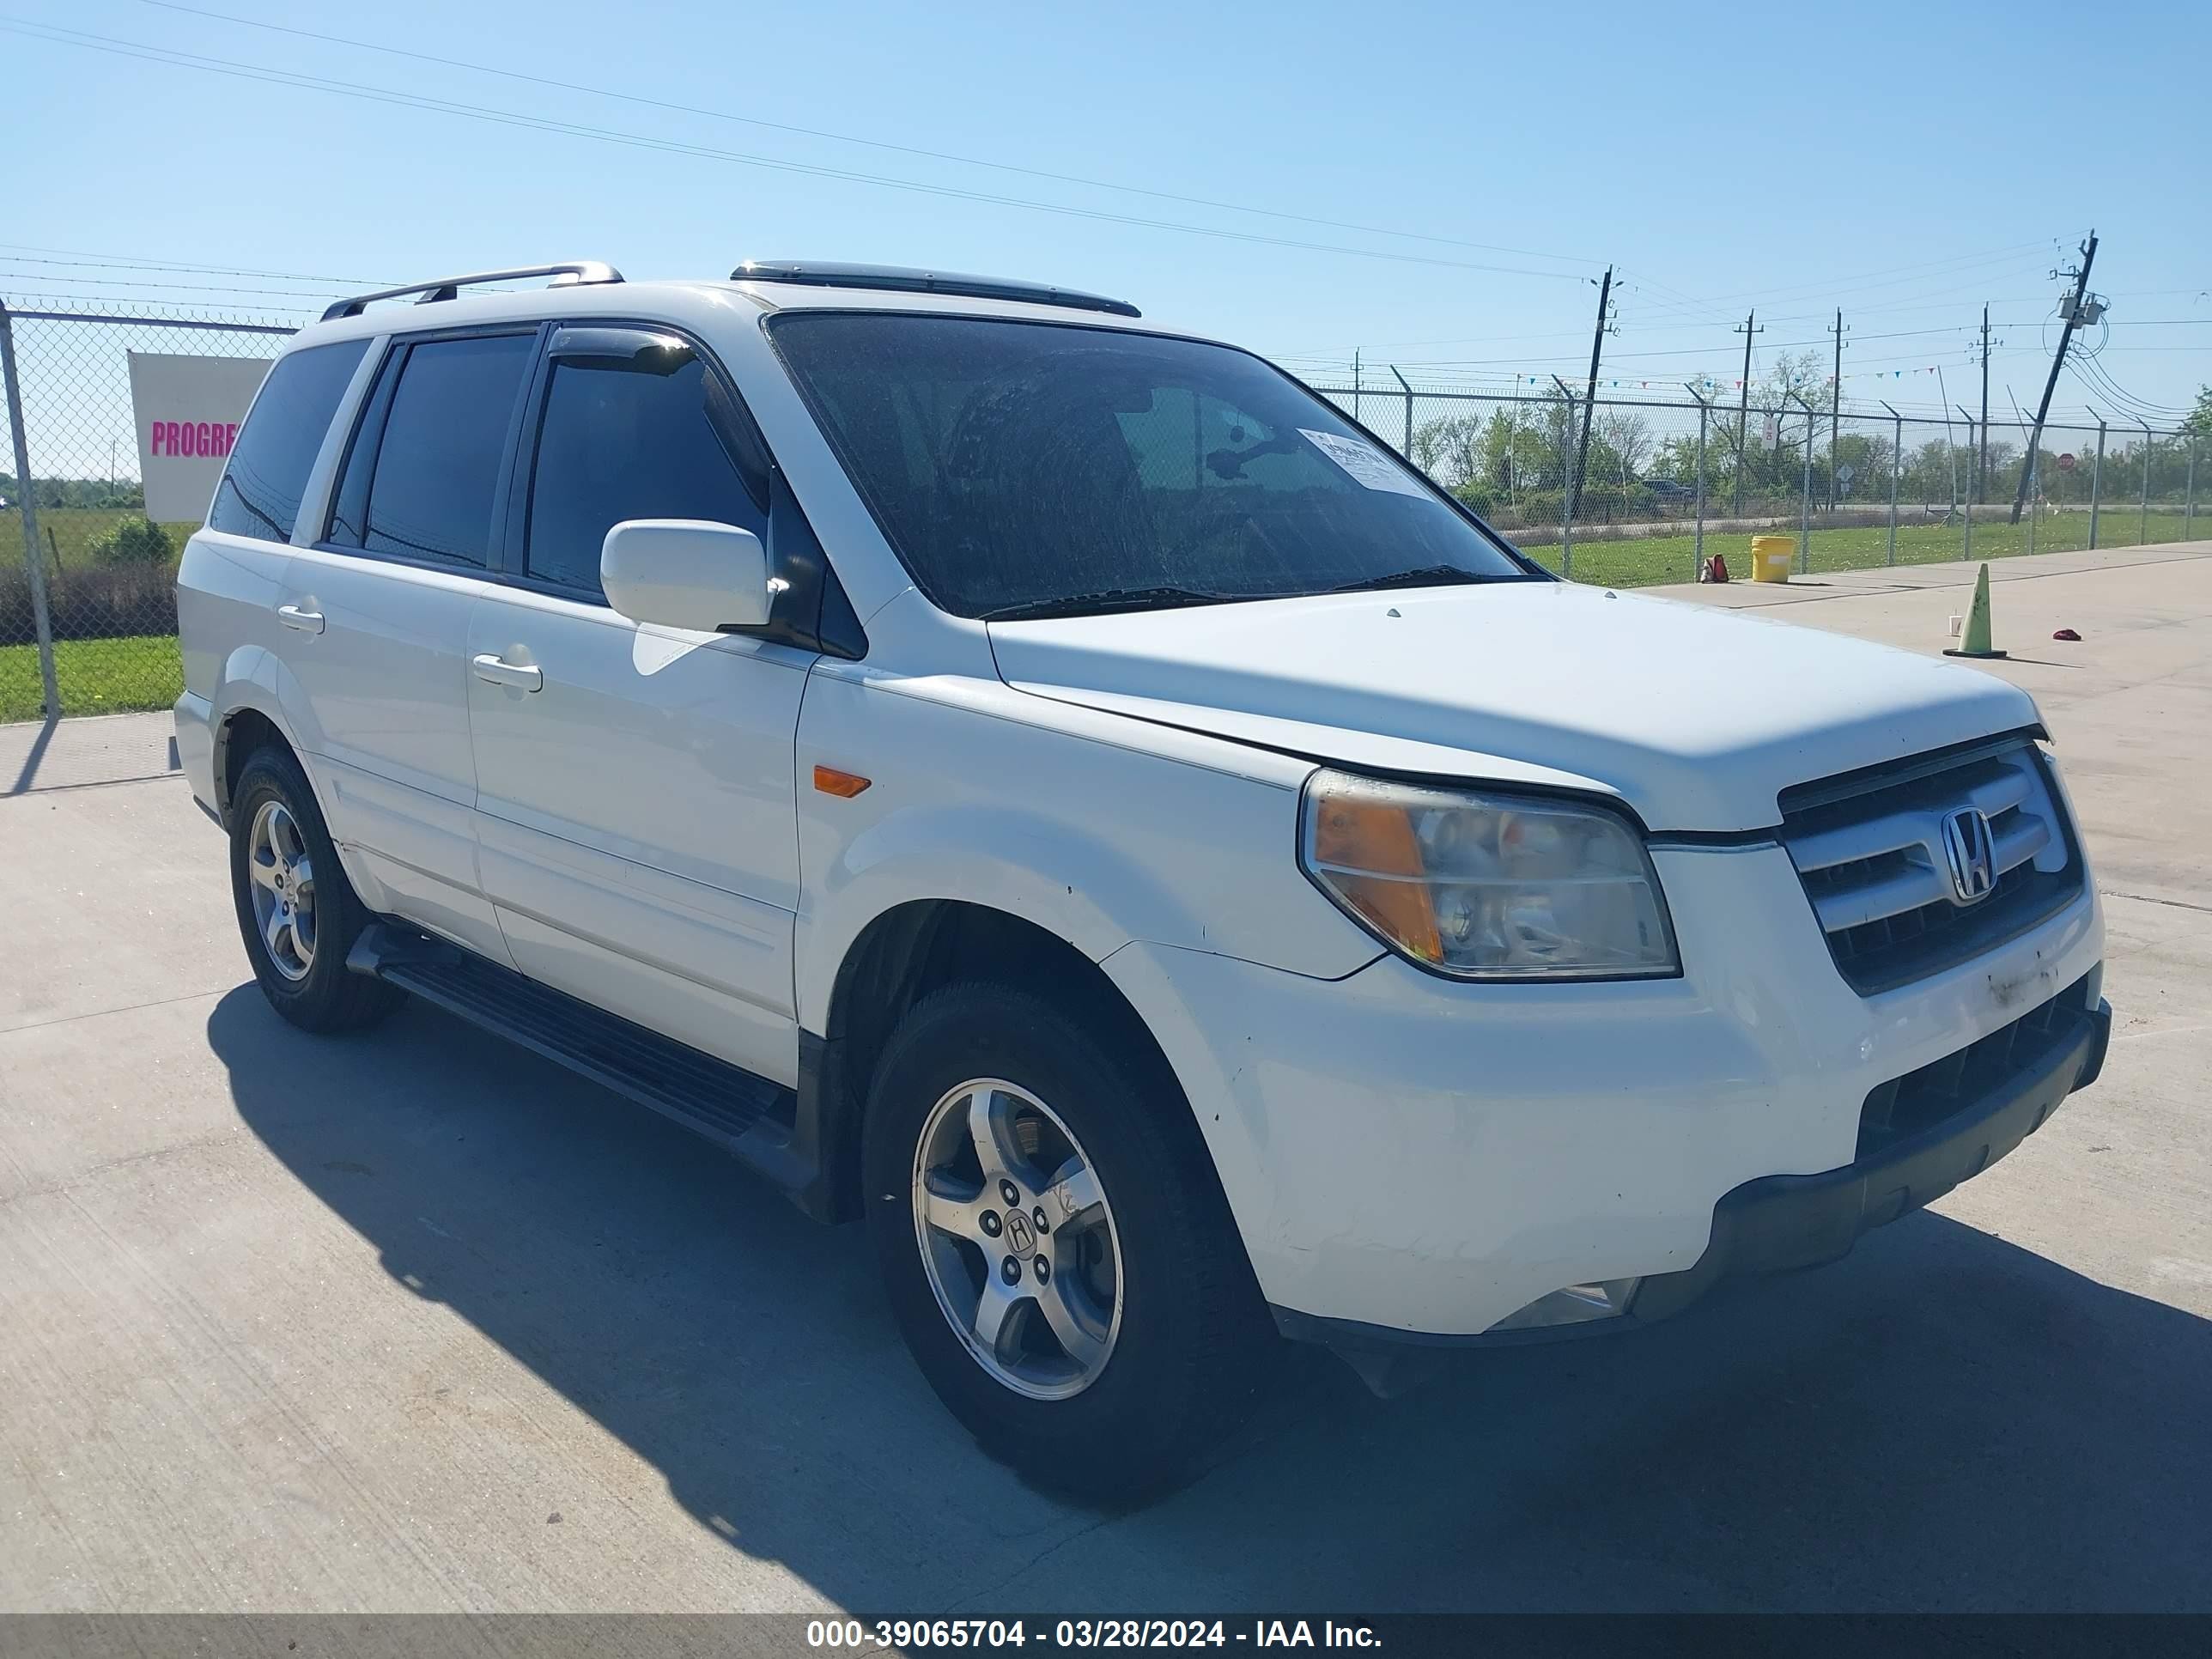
[[1975, 304, 1994, 504], [1827, 309, 1846, 512], [1565, 266, 1613, 528], [1731, 310, 1762, 514], [2011, 230, 2099, 524]]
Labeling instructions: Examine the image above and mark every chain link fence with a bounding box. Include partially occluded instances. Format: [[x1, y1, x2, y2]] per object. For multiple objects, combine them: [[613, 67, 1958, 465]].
[[1314, 380, 2203, 589], [3, 300, 2204, 722], [2, 303, 293, 721]]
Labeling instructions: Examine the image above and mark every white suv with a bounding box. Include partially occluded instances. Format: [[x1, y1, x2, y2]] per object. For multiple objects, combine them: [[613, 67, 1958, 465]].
[[175, 260, 2110, 1499]]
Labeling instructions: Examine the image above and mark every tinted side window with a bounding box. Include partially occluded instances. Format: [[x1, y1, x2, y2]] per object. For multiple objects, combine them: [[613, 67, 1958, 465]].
[[362, 334, 536, 568], [208, 339, 368, 543], [525, 356, 765, 597]]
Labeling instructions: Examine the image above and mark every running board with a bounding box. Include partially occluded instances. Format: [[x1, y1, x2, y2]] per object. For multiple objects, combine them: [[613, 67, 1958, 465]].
[[346, 922, 813, 1190]]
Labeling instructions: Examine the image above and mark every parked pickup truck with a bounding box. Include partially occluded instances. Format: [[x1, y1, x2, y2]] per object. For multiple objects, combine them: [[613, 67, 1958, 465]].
[[175, 259, 2109, 1500]]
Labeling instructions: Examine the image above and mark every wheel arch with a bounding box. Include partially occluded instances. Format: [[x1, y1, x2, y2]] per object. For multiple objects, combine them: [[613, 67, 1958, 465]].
[[207, 647, 319, 826], [799, 899, 1184, 1225]]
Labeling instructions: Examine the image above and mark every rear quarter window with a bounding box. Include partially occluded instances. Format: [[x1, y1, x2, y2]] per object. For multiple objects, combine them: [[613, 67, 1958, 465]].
[[356, 333, 538, 569], [207, 338, 369, 543]]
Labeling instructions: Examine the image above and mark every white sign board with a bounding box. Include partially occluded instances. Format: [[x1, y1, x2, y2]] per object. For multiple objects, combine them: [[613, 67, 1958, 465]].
[[1760, 413, 1780, 453], [127, 351, 274, 522]]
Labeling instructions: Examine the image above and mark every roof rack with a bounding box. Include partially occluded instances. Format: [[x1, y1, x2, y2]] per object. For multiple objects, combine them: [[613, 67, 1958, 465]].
[[321, 261, 624, 322], [732, 260, 1140, 319]]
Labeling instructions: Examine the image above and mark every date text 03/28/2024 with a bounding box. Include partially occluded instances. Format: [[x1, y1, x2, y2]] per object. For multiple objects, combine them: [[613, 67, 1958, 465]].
[[805, 1620, 1382, 1649]]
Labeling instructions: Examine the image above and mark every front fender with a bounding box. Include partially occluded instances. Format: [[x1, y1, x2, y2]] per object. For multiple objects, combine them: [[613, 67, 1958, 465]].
[[792, 667, 1380, 1032]]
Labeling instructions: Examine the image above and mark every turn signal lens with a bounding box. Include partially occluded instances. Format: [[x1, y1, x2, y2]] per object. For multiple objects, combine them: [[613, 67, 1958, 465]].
[[1298, 769, 1679, 981], [812, 765, 872, 798], [1309, 789, 1443, 963]]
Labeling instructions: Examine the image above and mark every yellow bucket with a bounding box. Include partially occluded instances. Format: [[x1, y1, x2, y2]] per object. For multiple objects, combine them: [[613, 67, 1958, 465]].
[[1750, 536, 1795, 584]]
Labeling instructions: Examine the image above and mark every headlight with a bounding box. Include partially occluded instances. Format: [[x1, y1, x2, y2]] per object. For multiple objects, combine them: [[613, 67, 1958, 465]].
[[1298, 769, 1679, 980]]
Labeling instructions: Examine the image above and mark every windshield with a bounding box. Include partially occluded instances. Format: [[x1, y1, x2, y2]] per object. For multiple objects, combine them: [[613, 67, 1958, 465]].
[[767, 313, 1533, 619]]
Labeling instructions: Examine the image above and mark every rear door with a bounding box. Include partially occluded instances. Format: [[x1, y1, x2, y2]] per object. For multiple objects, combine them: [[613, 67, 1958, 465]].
[[464, 324, 812, 1085], [280, 328, 539, 963], [180, 336, 370, 780]]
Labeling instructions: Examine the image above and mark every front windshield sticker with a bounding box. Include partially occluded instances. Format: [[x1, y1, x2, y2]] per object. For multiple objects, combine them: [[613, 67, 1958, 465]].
[[1297, 428, 1429, 497]]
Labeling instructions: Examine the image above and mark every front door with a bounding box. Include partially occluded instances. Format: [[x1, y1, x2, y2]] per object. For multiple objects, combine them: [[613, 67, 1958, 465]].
[[465, 325, 811, 1085]]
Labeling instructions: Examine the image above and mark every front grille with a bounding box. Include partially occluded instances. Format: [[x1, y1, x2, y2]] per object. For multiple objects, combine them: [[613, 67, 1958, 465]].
[[1857, 974, 2092, 1156], [1778, 737, 2082, 996]]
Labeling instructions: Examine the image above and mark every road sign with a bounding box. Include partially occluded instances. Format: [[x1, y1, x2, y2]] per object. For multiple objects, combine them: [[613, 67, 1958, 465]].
[[2057, 453, 2077, 472], [1837, 464, 1856, 485]]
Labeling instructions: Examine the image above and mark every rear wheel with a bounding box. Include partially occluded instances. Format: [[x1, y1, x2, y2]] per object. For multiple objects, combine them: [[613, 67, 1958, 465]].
[[228, 745, 400, 1033], [863, 981, 1267, 1502]]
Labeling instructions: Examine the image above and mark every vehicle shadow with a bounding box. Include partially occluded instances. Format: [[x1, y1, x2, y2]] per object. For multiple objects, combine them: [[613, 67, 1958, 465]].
[[210, 987, 2211, 1613]]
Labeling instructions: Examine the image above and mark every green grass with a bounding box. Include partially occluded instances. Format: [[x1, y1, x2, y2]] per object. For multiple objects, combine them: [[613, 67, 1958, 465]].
[[3, 505, 204, 562], [0, 633, 182, 723], [1522, 509, 2203, 588]]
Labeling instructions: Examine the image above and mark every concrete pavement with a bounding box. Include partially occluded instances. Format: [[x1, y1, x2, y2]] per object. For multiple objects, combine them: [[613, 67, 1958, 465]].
[[3, 544, 2209, 1612]]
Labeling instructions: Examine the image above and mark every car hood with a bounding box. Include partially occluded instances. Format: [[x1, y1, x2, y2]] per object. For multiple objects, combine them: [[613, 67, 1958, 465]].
[[986, 580, 2039, 832]]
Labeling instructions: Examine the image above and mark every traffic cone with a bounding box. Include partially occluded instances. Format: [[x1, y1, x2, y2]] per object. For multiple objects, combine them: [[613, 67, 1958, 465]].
[[1943, 563, 2007, 659]]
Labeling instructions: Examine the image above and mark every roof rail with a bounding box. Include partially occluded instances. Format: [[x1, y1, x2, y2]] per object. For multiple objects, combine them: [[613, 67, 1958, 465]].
[[321, 261, 624, 322], [732, 260, 1139, 319]]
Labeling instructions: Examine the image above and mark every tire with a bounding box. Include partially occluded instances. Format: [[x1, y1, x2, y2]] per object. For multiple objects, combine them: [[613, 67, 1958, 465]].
[[863, 981, 1268, 1503], [228, 744, 401, 1034]]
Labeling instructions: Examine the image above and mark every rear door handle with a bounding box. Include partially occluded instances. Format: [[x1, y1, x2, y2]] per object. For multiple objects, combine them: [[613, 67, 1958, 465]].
[[471, 653, 544, 692], [276, 604, 324, 635]]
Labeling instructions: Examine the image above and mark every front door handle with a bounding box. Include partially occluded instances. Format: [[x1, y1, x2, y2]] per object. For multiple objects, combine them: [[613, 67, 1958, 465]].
[[276, 604, 324, 635], [471, 653, 544, 692]]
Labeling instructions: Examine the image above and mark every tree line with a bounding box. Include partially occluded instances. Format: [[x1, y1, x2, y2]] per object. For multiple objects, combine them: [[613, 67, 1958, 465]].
[[1399, 356, 2206, 523]]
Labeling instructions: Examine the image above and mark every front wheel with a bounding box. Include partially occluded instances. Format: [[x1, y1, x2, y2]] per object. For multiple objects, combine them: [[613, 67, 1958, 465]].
[[863, 982, 1267, 1502]]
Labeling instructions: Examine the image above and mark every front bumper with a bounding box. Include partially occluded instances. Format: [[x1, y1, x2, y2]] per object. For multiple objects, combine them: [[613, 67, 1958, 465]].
[[1630, 989, 2108, 1324], [1273, 982, 2109, 1352], [1105, 839, 2106, 1341]]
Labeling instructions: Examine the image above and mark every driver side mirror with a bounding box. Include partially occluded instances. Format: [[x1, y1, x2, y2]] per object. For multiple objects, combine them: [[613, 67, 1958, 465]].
[[600, 520, 772, 632]]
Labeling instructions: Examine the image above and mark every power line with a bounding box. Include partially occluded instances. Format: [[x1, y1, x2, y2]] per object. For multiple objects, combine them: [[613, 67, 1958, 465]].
[[3, 19, 1603, 283], [2068, 353, 2194, 419], [0, 248, 387, 284], [0, 269, 351, 300], [126, 0, 1601, 276], [1618, 242, 2053, 313]]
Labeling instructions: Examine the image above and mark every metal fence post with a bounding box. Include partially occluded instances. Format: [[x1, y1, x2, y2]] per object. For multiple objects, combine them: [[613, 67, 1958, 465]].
[[0, 304, 60, 720], [1551, 375, 1576, 579], [2189, 441, 2198, 534], [2138, 421, 2153, 545], [1953, 404, 1975, 567], [1685, 384, 1709, 582], [1882, 402, 1901, 565], [1791, 393, 1815, 573], [1389, 367, 1413, 460], [2089, 417, 2106, 550]]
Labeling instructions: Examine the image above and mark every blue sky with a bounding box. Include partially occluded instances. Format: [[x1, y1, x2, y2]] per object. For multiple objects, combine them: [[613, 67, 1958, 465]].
[[7, 0, 2209, 423]]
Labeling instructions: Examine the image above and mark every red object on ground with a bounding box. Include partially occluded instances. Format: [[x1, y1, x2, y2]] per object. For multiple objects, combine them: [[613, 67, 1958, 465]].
[[1705, 553, 1729, 584], [2053, 628, 2082, 641]]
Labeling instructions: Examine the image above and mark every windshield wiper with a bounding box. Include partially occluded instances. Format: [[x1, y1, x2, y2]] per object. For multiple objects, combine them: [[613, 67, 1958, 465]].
[[980, 585, 1245, 623], [1322, 563, 1504, 595]]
